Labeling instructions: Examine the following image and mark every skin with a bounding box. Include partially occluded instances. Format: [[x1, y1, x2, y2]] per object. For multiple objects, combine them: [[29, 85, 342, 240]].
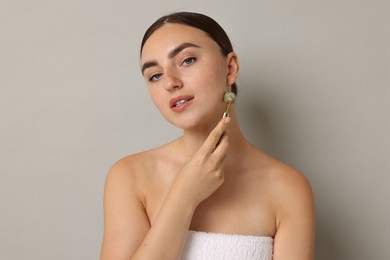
[[100, 23, 315, 260]]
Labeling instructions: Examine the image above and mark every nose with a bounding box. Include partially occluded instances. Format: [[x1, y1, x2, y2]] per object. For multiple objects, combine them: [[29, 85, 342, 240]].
[[163, 71, 183, 91]]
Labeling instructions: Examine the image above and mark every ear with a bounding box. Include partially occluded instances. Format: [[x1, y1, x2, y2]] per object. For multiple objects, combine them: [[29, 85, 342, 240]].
[[226, 52, 239, 87]]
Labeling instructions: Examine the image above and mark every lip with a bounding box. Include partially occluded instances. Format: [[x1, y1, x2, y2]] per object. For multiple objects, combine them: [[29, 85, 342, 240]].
[[169, 95, 194, 112]]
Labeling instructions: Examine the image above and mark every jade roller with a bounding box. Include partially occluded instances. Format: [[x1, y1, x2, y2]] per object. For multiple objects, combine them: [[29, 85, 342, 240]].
[[222, 92, 236, 118]]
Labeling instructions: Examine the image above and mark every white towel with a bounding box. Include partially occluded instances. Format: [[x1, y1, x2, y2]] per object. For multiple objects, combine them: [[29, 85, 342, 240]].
[[181, 230, 273, 260]]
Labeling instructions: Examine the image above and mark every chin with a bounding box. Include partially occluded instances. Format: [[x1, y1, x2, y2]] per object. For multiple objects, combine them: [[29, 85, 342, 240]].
[[166, 112, 222, 131]]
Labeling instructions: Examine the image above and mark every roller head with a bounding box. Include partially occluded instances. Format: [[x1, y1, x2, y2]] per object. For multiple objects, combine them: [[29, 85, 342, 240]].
[[223, 92, 236, 103]]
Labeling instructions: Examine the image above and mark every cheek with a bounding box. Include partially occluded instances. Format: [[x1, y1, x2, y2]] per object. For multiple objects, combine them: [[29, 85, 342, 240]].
[[187, 60, 227, 89], [148, 88, 166, 110], [205, 58, 228, 86], [203, 66, 228, 96]]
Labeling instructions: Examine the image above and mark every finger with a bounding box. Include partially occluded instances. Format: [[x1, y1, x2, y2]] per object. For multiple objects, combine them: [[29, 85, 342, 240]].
[[215, 132, 226, 148], [201, 117, 231, 154], [211, 133, 229, 164]]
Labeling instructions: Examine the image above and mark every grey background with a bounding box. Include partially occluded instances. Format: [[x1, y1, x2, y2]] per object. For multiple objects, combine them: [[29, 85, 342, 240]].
[[1, 0, 389, 259]]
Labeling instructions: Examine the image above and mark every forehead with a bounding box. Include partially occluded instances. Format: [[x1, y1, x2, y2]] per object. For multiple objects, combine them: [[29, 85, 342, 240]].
[[141, 23, 219, 61]]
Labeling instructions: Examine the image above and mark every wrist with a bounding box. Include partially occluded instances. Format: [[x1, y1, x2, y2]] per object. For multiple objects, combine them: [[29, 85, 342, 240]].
[[165, 188, 198, 216]]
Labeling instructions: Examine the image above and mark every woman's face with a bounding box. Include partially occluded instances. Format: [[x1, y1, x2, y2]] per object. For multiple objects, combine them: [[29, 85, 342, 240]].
[[141, 23, 238, 130]]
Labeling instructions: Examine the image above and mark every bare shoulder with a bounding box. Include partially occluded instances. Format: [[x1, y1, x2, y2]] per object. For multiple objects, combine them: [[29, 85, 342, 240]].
[[105, 148, 161, 193], [104, 140, 178, 197], [258, 152, 315, 258], [259, 152, 313, 200], [101, 145, 174, 259], [107, 151, 154, 179], [103, 154, 147, 216], [251, 149, 314, 224]]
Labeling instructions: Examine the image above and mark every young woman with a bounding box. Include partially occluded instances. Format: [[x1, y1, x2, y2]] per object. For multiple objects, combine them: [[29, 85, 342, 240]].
[[100, 12, 315, 260]]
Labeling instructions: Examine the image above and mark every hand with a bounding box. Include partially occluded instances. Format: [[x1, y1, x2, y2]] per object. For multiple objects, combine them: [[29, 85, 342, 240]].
[[170, 117, 231, 208]]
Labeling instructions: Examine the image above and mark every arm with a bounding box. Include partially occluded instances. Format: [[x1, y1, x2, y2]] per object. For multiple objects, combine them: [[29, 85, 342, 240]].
[[273, 169, 315, 260], [100, 162, 197, 260], [99, 160, 151, 260], [100, 118, 231, 260]]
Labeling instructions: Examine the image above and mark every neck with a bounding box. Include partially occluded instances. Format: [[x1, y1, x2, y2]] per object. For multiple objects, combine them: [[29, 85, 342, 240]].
[[177, 110, 250, 165]]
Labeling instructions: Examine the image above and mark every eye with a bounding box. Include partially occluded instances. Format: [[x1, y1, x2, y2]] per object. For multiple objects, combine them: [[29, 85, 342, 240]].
[[149, 73, 163, 82], [181, 57, 196, 66]]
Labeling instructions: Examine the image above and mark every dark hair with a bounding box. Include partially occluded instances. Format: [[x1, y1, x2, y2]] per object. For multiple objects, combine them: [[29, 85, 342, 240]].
[[140, 11, 237, 95]]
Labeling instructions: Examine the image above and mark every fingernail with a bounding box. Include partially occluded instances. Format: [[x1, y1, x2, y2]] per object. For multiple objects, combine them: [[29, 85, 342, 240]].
[[224, 117, 231, 124]]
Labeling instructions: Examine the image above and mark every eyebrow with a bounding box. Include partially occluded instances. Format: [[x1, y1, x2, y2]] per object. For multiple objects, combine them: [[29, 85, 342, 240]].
[[141, 42, 200, 75]]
